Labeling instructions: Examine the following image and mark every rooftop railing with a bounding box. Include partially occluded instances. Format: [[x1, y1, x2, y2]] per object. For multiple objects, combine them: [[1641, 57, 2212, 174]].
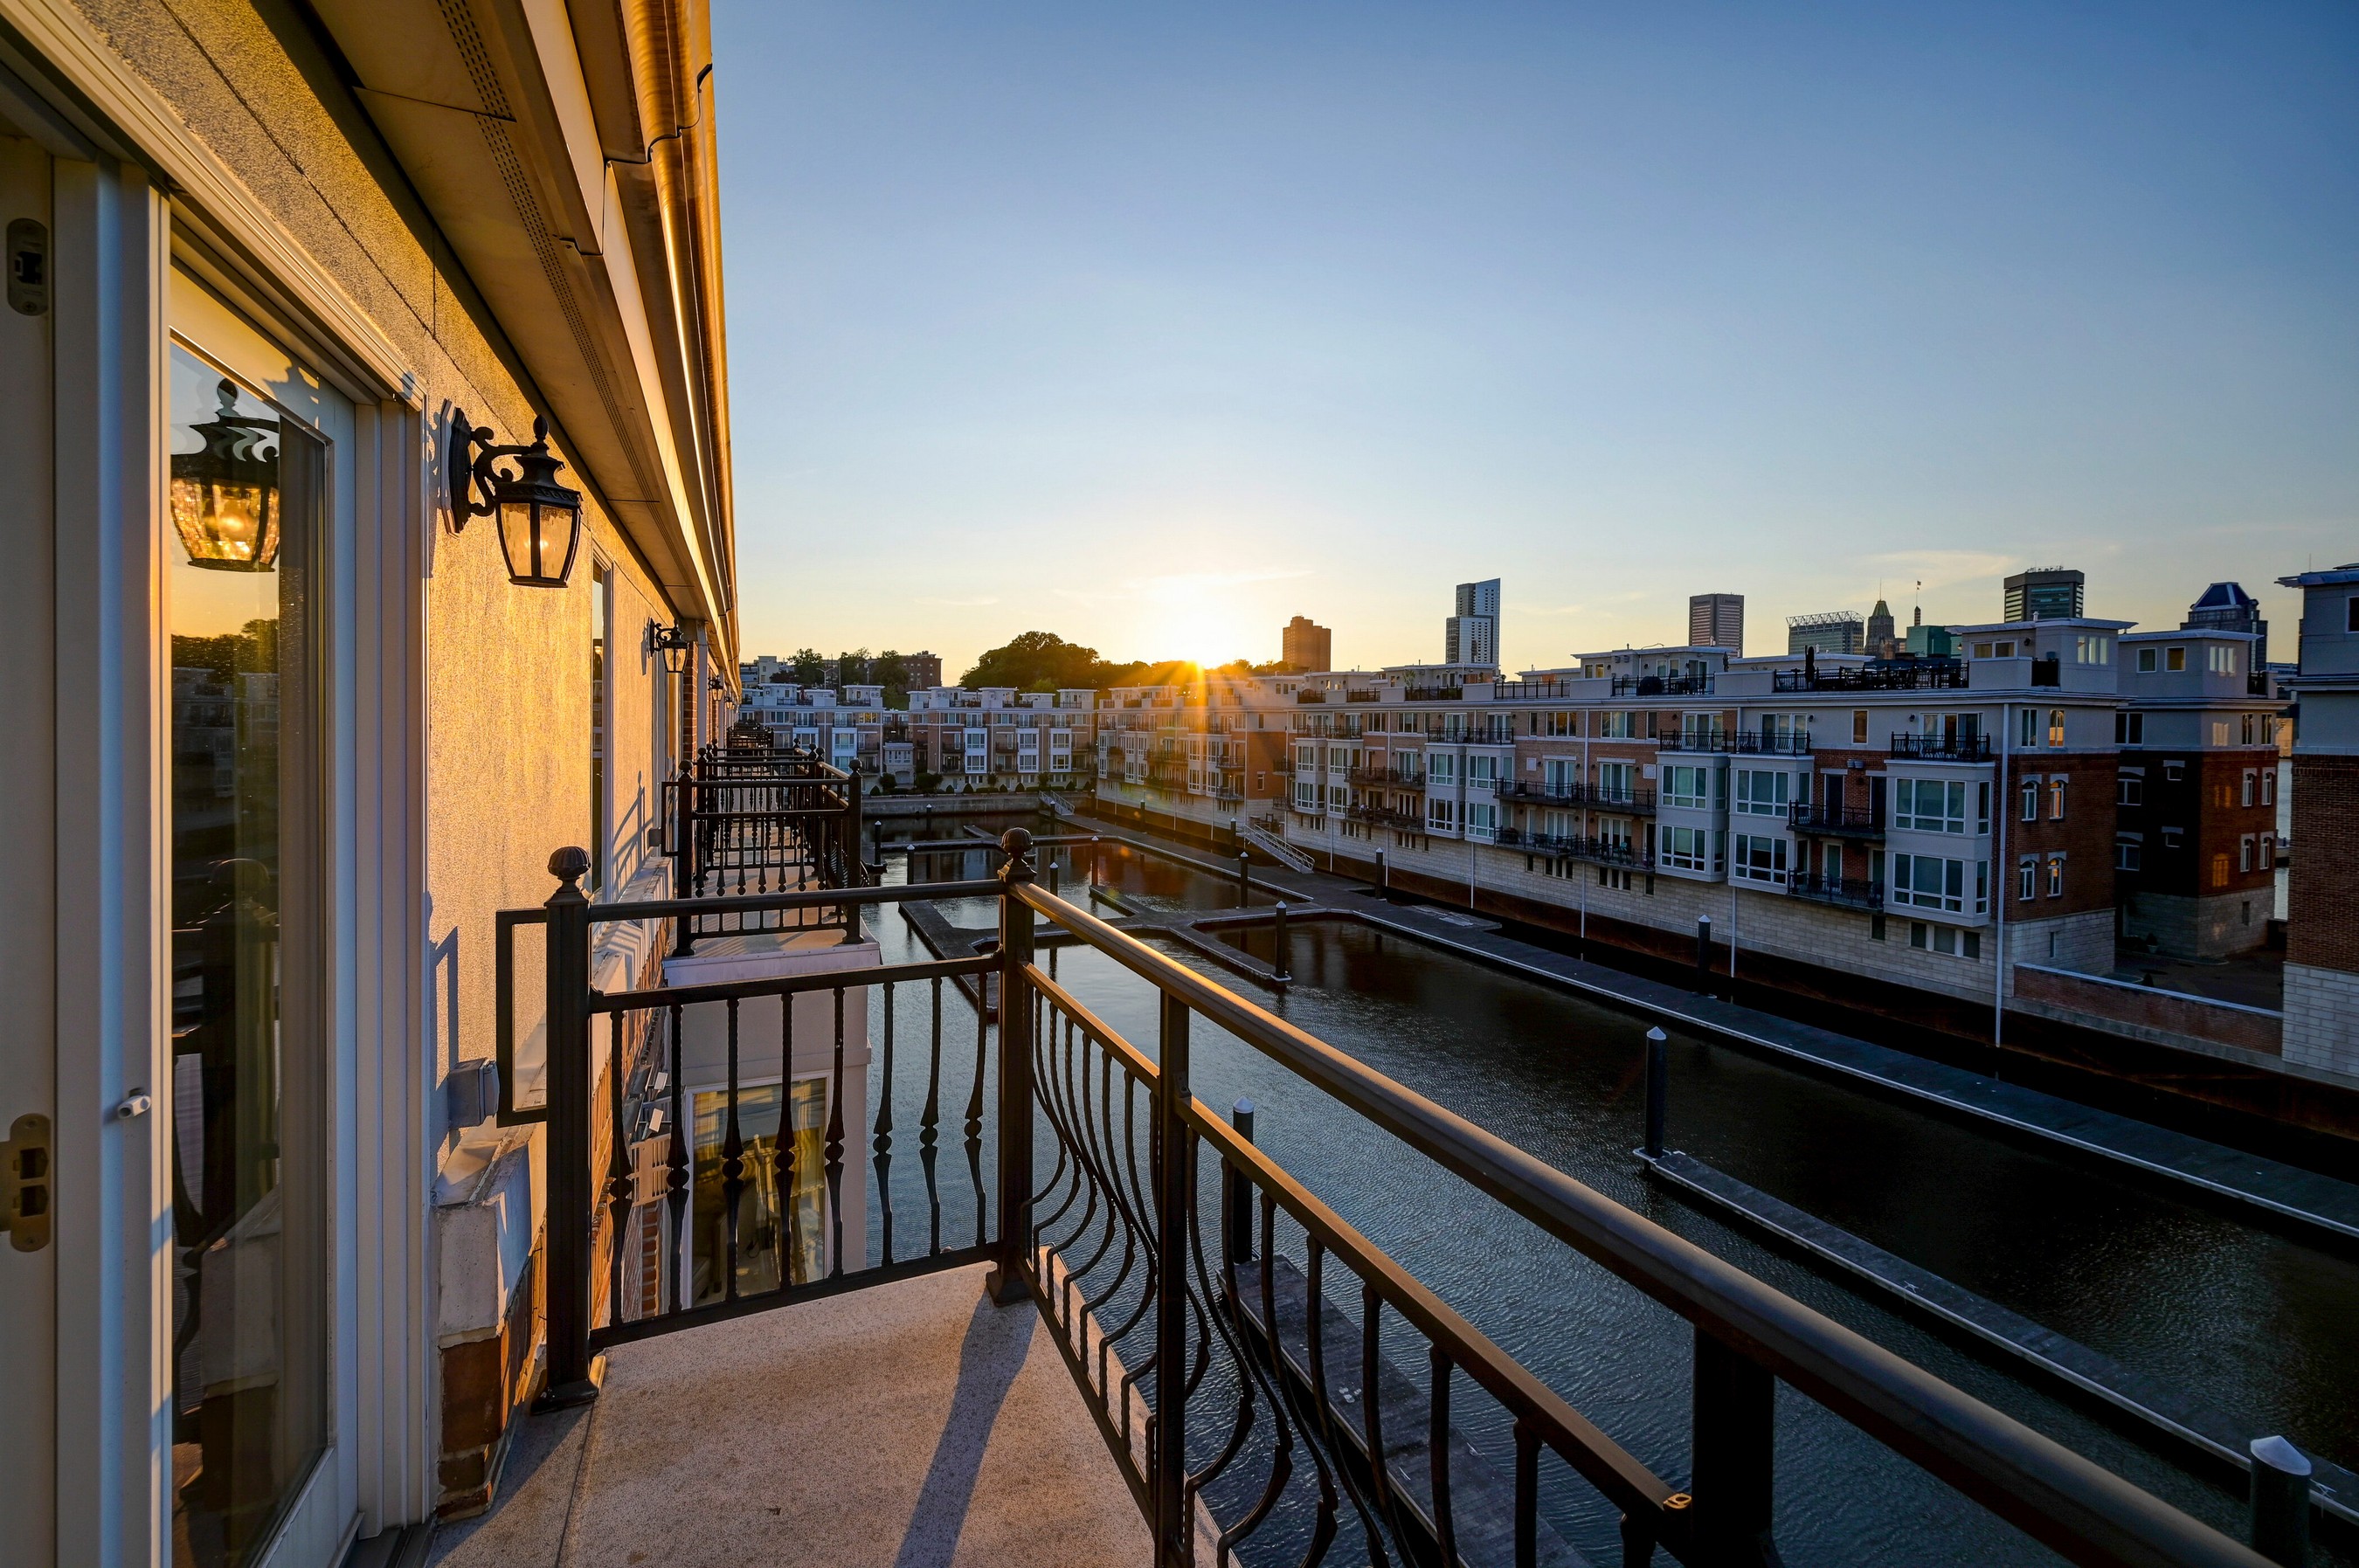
[[1772, 661, 1968, 693], [1891, 734, 1995, 762], [509, 831, 2280, 1568]]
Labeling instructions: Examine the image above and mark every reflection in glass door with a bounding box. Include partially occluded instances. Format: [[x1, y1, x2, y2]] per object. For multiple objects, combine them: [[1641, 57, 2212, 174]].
[[167, 345, 326, 1568], [691, 1080, 827, 1302]]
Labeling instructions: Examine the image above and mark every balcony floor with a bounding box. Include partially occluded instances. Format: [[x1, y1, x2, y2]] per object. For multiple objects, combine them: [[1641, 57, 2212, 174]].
[[429, 1264, 1149, 1568]]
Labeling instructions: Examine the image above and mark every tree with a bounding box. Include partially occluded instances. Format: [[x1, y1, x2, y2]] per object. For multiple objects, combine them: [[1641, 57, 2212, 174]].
[[789, 647, 826, 686], [836, 647, 872, 687], [961, 631, 1109, 692], [872, 650, 910, 708]]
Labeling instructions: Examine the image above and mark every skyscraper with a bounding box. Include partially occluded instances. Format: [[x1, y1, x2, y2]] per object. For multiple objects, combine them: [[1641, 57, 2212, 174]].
[[1281, 615, 1332, 672], [1445, 578, 1501, 667], [1688, 591, 1743, 651], [1786, 611, 1864, 657], [2183, 582, 2266, 667], [1865, 597, 1897, 659], [2003, 568, 2085, 622]]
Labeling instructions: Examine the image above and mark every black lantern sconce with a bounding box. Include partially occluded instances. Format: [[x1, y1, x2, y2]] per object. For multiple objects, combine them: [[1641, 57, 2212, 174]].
[[170, 378, 280, 571], [651, 623, 695, 676], [449, 410, 584, 588]]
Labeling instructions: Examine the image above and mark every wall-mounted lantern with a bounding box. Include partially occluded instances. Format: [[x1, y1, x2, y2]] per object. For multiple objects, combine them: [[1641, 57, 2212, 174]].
[[170, 378, 280, 571], [449, 411, 583, 588], [651, 623, 695, 676]]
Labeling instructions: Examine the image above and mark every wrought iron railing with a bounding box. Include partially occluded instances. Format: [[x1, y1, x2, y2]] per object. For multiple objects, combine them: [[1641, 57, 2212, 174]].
[[1492, 828, 1655, 868], [1773, 661, 1968, 693], [1498, 780, 1658, 813], [1788, 873, 1886, 911], [512, 831, 2279, 1568], [1891, 734, 1995, 762], [663, 744, 866, 954], [1787, 801, 1886, 836]]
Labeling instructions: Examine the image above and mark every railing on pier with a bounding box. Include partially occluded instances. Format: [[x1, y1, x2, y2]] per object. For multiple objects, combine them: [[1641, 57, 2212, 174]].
[[663, 744, 866, 953], [514, 830, 2280, 1568]]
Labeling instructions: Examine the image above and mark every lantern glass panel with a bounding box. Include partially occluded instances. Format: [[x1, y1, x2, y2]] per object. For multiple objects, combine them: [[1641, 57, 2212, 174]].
[[169, 372, 281, 571], [495, 493, 581, 587]]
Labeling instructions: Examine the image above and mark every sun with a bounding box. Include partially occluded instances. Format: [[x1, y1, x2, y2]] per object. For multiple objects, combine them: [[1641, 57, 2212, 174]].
[[1140, 579, 1256, 668]]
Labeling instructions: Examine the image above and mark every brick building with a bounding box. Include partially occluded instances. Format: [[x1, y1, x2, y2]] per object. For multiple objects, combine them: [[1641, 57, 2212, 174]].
[[2278, 564, 2359, 1078]]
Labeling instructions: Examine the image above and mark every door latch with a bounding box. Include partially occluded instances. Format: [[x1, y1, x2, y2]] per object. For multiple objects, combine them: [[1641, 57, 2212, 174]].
[[1, 1113, 51, 1252]]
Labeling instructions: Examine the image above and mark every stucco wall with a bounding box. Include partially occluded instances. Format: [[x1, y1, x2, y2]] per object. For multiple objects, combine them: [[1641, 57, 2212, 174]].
[[65, 0, 688, 1108]]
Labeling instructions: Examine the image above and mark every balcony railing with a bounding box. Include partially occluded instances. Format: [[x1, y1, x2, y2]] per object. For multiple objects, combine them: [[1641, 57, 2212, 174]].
[[1788, 801, 1886, 837], [508, 831, 2278, 1568], [1891, 734, 1994, 762], [1493, 827, 1655, 868], [1347, 765, 1427, 789], [1346, 803, 1424, 832], [1773, 661, 1968, 693], [1788, 873, 1887, 910], [1612, 674, 1711, 696], [1497, 780, 1658, 813], [1400, 684, 1464, 701], [662, 745, 865, 954], [1655, 728, 1814, 756]]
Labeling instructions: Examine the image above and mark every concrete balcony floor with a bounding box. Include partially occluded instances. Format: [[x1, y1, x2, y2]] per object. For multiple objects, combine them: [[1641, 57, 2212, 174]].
[[429, 1264, 1149, 1568]]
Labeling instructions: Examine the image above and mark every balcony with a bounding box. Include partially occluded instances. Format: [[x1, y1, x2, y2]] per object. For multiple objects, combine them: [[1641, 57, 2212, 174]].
[[1891, 734, 1994, 762], [1611, 673, 1711, 696], [1773, 661, 1968, 693], [1497, 780, 1657, 814], [1789, 872, 1886, 910], [1494, 826, 1655, 868], [465, 832, 2272, 1568], [1788, 801, 1886, 838], [1346, 803, 1425, 832], [1347, 765, 1426, 789], [1400, 684, 1464, 701]]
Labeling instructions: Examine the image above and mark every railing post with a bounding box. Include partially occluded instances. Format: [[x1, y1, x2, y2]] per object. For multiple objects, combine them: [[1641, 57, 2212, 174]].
[[1691, 1330, 1777, 1566], [1694, 915, 1712, 996], [1643, 1026, 1668, 1159], [1271, 901, 1291, 983], [1236, 848, 1250, 908], [539, 846, 599, 1408], [2249, 1435, 2313, 1566], [671, 769, 695, 957], [1224, 1097, 1255, 1266], [987, 828, 1036, 1307], [1153, 990, 1193, 1568]]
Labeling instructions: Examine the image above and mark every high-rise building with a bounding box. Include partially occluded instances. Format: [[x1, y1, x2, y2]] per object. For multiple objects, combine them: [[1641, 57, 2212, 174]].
[[1688, 592, 1743, 652], [1444, 578, 1501, 667], [1865, 598, 1897, 658], [2183, 583, 2266, 667], [1281, 616, 1332, 672], [1786, 611, 1864, 657], [2003, 568, 2085, 623]]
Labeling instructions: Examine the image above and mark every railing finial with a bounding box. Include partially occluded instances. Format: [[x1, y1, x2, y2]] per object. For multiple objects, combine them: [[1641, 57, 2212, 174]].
[[999, 826, 1036, 884], [549, 845, 591, 887]]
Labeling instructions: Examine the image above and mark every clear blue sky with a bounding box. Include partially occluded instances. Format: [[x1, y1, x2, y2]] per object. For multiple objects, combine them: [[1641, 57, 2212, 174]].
[[711, 1, 2359, 677]]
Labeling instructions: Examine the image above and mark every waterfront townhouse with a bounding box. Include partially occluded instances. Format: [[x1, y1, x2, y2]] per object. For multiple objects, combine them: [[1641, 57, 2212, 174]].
[[1096, 675, 1290, 827], [1094, 620, 2307, 1105], [903, 686, 1096, 791], [736, 682, 910, 779], [2277, 563, 2359, 1079]]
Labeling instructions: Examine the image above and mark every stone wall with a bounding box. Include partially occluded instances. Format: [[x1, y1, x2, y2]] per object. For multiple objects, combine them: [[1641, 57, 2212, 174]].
[[2284, 963, 2359, 1080], [2011, 964, 2283, 1057]]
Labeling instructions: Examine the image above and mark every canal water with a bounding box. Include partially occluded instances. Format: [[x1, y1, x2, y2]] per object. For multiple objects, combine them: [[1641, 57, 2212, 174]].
[[866, 819, 2359, 1566]]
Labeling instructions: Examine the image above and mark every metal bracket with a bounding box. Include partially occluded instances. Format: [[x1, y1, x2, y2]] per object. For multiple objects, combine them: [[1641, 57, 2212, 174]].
[[1, 1112, 52, 1252]]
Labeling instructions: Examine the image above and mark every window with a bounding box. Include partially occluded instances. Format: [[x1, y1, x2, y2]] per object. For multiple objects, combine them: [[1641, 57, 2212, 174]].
[[2263, 769, 2276, 805], [2115, 712, 2144, 745], [2165, 646, 2187, 672], [1428, 797, 1456, 829], [1599, 760, 1636, 802], [2076, 633, 2111, 665], [1427, 753, 1456, 786], [1468, 755, 1497, 786], [1733, 768, 1792, 816], [2018, 856, 2037, 899], [1892, 853, 1968, 912], [1852, 709, 1869, 744], [2210, 719, 2231, 746], [2048, 777, 2067, 820], [2046, 855, 2065, 897], [1663, 764, 1712, 809], [2117, 773, 2143, 807], [2350, 595, 2359, 634], [1466, 801, 1497, 835], [2240, 769, 2256, 806], [2019, 707, 2037, 747], [1910, 921, 1965, 957], [1732, 832, 1788, 886], [2163, 759, 2185, 783], [1396, 750, 1422, 782], [2136, 646, 2158, 673], [2019, 777, 2040, 821], [1660, 825, 1711, 871], [2161, 825, 2183, 849], [2210, 852, 2231, 888], [2239, 834, 2255, 872], [1895, 777, 1967, 832], [1598, 711, 1634, 738], [2259, 834, 2274, 870], [2208, 645, 2237, 675], [2047, 708, 2065, 748], [2115, 839, 2142, 873]]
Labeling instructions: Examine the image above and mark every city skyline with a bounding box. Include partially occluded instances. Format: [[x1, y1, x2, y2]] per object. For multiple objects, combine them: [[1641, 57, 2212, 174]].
[[715, 0, 2359, 678]]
